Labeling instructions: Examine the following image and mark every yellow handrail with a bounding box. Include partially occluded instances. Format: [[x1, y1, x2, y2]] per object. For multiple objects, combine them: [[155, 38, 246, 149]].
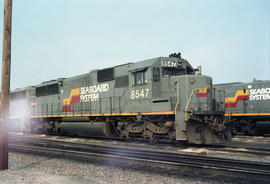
[[184, 89, 196, 121], [174, 78, 179, 113], [174, 79, 179, 125]]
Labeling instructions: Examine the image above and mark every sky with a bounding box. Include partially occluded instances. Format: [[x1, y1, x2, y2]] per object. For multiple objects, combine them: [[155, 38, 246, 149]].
[[0, 0, 269, 89]]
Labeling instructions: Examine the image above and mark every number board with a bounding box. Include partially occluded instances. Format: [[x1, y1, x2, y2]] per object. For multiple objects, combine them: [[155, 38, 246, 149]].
[[160, 60, 180, 68]]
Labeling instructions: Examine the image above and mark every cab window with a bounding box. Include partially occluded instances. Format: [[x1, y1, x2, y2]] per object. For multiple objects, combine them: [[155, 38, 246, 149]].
[[162, 68, 182, 78], [134, 71, 147, 85]]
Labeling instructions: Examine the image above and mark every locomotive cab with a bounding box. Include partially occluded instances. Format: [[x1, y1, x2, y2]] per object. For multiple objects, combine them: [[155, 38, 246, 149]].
[[127, 56, 194, 113]]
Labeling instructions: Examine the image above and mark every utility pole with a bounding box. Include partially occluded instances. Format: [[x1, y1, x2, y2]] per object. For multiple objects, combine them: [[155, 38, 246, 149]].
[[0, 0, 12, 170]]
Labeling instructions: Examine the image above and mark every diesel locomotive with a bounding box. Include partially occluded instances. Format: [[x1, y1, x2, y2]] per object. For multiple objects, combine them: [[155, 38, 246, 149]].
[[10, 54, 232, 144], [216, 79, 270, 135]]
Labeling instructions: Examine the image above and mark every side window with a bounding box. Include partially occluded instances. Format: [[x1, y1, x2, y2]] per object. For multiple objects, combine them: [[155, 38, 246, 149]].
[[152, 67, 160, 82], [97, 68, 114, 82], [36, 86, 46, 97], [162, 68, 171, 78], [47, 84, 59, 95], [134, 71, 147, 85]]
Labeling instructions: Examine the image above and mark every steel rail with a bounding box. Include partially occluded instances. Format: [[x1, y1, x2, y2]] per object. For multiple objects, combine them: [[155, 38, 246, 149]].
[[9, 133, 270, 157], [8, 134, 270, 179]]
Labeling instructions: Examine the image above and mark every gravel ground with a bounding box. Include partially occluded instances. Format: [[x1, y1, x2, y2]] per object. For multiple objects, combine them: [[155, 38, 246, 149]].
[[0, 151, 235, 184]]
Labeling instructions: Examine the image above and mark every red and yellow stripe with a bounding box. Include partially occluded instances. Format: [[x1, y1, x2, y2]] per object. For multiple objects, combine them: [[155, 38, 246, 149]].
[[225, 90, 249, 108], [196, 84, 210, 97], [62, 88, 80, 111]]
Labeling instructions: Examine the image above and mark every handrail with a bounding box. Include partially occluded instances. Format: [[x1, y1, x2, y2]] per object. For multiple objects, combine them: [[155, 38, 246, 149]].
[[174, 78, 180, 126], [174, 79, 179, 114], [184, 89, 196, 121]]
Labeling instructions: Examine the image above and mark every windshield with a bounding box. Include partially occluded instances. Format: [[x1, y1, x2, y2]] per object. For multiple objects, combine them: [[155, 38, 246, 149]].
[[162, 68, 184, 78]]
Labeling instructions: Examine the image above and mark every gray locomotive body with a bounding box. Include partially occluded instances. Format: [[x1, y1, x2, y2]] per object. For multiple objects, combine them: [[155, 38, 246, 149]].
[[12, 56, 232, 144], [216, 80, 270, 135], [9, 86, 35, 131]]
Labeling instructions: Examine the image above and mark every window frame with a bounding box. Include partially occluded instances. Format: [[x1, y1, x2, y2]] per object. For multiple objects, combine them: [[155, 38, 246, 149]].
[[133, 70, 147, 86], [152, 67, 160, 82]]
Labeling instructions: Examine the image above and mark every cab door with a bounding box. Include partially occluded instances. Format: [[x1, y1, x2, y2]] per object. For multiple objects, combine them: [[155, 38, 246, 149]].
[[152, 67, 161, 98]]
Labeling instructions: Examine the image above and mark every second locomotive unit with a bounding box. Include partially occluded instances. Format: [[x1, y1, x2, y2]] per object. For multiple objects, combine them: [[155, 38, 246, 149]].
[[216, 79, 270, 135], [12, 54, 232, 144]]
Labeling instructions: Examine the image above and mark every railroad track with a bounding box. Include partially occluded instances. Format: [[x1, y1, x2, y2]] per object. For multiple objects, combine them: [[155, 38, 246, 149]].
[[8, 134, 270, 181], [9, 132, 270, 157], [219, 145, 270, 156], [187, 143, 270, 157]]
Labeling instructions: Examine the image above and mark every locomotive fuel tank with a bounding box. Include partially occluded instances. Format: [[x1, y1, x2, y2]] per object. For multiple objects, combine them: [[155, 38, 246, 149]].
[[59, 121, 113, 137], [256, 121, 270, 136]]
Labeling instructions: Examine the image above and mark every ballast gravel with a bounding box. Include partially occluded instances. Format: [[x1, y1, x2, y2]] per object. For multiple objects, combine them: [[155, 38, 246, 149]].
[[0, 152, 233, 184]]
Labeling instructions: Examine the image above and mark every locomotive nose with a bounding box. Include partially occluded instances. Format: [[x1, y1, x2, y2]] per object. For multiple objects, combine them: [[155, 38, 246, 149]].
[[173, 75, 232, 144]]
